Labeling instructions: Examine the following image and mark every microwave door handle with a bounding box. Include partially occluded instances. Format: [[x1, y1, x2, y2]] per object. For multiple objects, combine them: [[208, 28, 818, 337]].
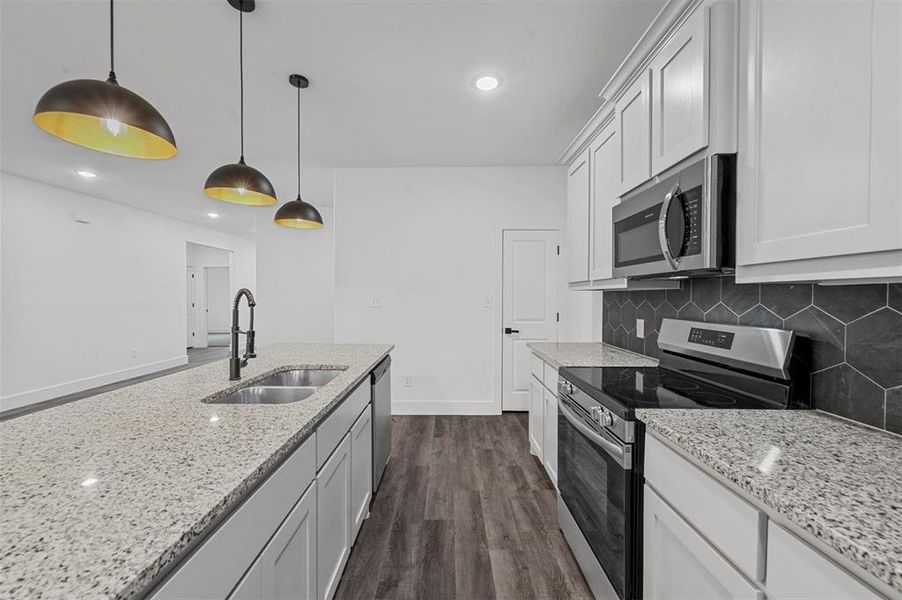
[[558, 398, 631, 469], [658, 183, 681, 270]]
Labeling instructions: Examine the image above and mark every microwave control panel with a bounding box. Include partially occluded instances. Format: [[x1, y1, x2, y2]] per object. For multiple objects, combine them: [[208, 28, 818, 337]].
[[681, 187, 703, 256]]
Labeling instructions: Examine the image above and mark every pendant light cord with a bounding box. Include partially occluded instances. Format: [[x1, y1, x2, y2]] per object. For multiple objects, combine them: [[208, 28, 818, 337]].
[[239, 8, 245, 163], [297, 85, 302, 197], [108, 0, 117, 83]]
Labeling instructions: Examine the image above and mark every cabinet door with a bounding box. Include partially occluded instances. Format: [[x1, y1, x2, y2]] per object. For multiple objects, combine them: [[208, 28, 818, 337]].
[[567, 148, 591, 284], [737, 0, 901, 268], [350, 405, 373, 543], [317, 435, 352, 600], [644, 487, 763, 600], [651, 6, 709, 174], [542, 389, 558, 488], [261, 482, 317, 600], [617, 70, 652, 194], [766, 522, 881, 600], [529, 376, 544, 460], [589, 120, 619, 281], [229, 561, 263, 600]]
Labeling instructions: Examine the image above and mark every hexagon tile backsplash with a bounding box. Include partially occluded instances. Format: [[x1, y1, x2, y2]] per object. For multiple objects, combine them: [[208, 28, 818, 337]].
[[602, 278, 902, 434]]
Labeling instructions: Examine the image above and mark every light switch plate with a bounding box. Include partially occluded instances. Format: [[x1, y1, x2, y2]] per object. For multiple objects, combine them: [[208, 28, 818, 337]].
[[636, 318, 645, 339], [369, 296, 382, 309]]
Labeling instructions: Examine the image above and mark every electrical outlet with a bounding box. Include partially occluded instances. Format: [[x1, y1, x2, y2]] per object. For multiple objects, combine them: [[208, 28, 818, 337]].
[[483, 295, 493, 309], [369, 296, 382, 309], [636, 318, 645, 339], [402, 375, 413, 388], [130, 348, 138, 358]]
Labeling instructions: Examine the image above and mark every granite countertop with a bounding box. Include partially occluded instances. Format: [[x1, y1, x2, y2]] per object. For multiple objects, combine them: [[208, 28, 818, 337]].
[[637, 409, 902, 597], [0, 343, 392, 600], [526, 341, 658, 369]]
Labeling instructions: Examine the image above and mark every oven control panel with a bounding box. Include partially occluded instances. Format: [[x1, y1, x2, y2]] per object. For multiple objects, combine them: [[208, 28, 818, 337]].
[[688, 326, 735, 350]]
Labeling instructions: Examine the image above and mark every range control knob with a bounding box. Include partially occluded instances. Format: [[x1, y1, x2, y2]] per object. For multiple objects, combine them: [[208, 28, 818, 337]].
[[598, 410, 614, 427]]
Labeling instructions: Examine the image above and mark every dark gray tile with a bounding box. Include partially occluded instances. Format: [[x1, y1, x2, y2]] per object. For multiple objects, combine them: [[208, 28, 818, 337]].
[[785, 306, 845, 372], [654, 302, 677, 334], [812, 364, 886, 428], [644, 290, 667, 309], [627, 290, 646, 307], [603, 324, 615, 345], [677, 302, 704, 322], [614, 327, 628, 350], [813, 284, 887, 324], [628, 330, 645, 355], [846, 308, 902, 388], [721, 278, 759, 315], [705, 303, 739, 325], [738, 305, 783, 329], [606, 305, 621, 329], [761, 283, 812, 318], [644, 331, 660, 359], [603, 292, 619, 309], [691, 278, 722, 312], [887, 387, 902, 435], [637, 302, 655, 334], [889, 284, 902, 313], [666, 282, 691, 310], [622, 302, 637, 333]]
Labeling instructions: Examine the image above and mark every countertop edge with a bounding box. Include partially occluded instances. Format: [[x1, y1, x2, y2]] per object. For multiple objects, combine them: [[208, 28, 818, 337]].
[[127, 346, 394, 600], [640, 416, 902, 600], [526, 342, 656, 369]]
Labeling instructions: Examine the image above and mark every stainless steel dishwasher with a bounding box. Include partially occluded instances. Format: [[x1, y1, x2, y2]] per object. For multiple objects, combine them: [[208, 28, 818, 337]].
[[371, 356, 391, 494]]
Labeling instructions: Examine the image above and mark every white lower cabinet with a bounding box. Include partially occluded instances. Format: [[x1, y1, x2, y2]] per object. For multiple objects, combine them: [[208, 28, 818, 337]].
[[529, 375, 544, 460], [230, 482, 318, 600], [317, 434, 352, 600], [542, 388, 558, 488], [350, 405, 373, 542], [644, 487, 763, 600], [766, 522, 881, 600]]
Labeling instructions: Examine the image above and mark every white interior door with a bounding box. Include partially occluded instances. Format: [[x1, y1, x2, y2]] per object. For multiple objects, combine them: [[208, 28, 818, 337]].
[[205, 267, 231, 334], [502, 229, 559, 411], [186, 267, 196, 348]]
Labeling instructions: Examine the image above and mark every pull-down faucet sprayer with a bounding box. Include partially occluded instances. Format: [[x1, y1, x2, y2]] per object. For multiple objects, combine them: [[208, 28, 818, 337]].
[[230, 288, 257, 381]]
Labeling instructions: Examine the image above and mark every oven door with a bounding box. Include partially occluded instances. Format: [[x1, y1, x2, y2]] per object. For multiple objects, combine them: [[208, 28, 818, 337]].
[[557, 397, 636, 600]]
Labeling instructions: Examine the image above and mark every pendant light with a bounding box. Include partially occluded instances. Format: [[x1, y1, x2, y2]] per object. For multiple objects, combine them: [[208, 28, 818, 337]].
[[33, 0, 177, 159], [274, 74, 324, 229], [204, 0, 277, 206]]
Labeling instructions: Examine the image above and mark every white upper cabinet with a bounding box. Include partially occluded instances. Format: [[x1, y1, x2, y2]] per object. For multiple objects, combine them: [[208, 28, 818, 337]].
[[651, 6, 709, 174], [617, 69, 652, 195], [736, 0, 902, 282], [567, 148, 591, 284], [589, 121, 620, 281]]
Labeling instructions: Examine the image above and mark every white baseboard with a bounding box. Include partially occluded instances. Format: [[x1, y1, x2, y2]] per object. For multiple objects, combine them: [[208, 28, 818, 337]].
[[0, 355, 188, 412], [392, 400, 500, 415]]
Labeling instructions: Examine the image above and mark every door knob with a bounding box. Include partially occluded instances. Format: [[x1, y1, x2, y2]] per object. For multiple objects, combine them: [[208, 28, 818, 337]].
[[504, 327, 520, 334]]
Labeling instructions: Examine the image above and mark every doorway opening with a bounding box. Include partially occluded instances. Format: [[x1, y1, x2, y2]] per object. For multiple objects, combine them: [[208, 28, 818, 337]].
[[186, 242, 234, 363]]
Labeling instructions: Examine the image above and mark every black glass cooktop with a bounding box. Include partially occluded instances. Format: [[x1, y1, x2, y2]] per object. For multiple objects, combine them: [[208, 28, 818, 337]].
[[560, 363, 792, 420]]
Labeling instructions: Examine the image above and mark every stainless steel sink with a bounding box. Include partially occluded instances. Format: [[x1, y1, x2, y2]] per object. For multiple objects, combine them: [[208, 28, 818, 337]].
[[253, 368, 343, 388], [208, 386, 317, 405]]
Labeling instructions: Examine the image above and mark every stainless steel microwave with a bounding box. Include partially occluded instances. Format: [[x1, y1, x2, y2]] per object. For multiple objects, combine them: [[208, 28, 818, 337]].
[[612, 154, 735, 279]]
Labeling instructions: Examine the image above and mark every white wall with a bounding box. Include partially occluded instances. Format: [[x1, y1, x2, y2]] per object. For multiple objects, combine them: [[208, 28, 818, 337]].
[[254, 207, 335, 346], [333, 166, 596, 415], [0, 173, 256, 411]]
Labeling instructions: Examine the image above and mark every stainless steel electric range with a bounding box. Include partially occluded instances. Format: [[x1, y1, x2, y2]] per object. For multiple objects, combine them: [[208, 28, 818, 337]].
[[556, 318, 811, 600]]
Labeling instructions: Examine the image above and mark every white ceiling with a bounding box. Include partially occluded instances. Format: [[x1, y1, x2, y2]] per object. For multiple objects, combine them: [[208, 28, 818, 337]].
[[0, 0, 663, 237]]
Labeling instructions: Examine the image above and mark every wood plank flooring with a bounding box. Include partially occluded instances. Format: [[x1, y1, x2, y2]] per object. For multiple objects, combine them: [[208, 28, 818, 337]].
[[334, 414, 592, 600]]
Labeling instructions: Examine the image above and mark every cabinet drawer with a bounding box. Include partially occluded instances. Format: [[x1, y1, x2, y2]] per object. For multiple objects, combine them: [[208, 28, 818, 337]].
[[542, 362, 558, 392], [766, 522, 881, 600], [317, 380, 369, 471], [530, 353, 544, 382], [645, 434, 762, 579], [151, 434, 316, 599]]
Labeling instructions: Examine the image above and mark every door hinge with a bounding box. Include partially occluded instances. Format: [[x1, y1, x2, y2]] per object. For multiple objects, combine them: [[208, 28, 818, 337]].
[[192, 274, 195, 278], [556, 245, 560, 256], [556, 312, 560, 322]]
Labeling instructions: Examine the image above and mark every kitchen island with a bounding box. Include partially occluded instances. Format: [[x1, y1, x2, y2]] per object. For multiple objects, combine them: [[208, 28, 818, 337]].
[[0, 343, 392, 600]]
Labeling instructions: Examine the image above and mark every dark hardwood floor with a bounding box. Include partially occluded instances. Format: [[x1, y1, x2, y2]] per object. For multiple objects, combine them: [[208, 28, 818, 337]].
[[334, 414, 592, 600]]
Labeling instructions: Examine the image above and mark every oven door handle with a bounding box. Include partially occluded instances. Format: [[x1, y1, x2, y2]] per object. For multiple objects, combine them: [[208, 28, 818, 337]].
[[658, 183, 681, 270], [558, 398, 632, 469]]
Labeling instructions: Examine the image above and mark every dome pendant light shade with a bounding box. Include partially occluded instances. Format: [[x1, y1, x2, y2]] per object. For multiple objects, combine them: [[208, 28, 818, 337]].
[[33, 0, 176, 159], [275, 74, 324, 229], [204, 0, 276, 206]]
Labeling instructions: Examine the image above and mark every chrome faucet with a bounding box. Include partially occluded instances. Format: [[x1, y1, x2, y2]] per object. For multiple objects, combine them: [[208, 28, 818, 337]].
[[230, 288, 257, 380]]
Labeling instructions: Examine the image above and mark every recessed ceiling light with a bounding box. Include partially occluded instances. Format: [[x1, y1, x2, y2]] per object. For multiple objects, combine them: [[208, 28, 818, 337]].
[[207, 212, 220, 219], [474, 73, 501, 92], [76, 169, 97, 179], [80, 477, 98, 487]]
